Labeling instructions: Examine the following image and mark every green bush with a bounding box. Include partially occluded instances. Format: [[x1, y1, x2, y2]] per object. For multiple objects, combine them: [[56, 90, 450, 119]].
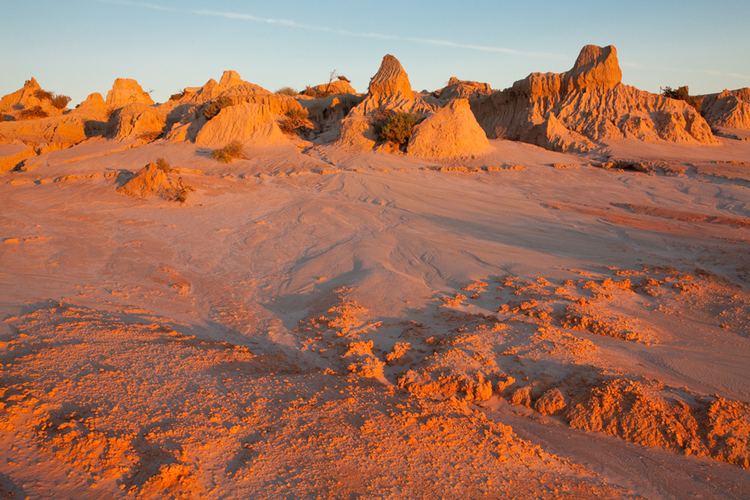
[[275, 87, 298, 96], [211, 141, 245, 163], [202, 95, 233, 120], [376, 112, 422, 149], [661, 85, 700, 110]]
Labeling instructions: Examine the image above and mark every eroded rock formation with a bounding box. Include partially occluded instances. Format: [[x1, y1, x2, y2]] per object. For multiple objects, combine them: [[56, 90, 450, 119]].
[[105, 78, 154, 109], [472, 44, 716, 152], [700, 88, 750, 130], [408, 98, 489, 159], [338, 54, 489, 157]]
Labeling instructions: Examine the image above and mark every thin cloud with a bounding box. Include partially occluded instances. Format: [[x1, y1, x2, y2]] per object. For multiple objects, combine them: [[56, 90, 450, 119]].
[[95, 0, 563, 59], [622, 61, 750, 81]]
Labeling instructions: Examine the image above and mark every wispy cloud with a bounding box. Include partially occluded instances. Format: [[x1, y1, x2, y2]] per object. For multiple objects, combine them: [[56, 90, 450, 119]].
[[621, 61, 750, 81], [95, 0, 564, 59]]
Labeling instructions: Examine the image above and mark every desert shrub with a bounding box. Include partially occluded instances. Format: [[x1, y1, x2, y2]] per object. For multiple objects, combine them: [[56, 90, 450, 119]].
[[661, 85, 700, 110], [278, 106, 311, 134], [50, 94, 71, 109], [18, 106, 49, 119], [171, 180, 193, 203], [302, 85, 325, 98], [211, 141, 245, 163], [275, 87, 298, 96], [155, 157, 174, 172], [661, 85, 689, 100], [33, 89, 71, 110], [375, 112, 422, 149], [34, 89, 53, 101], [202, 95, 233, 120]]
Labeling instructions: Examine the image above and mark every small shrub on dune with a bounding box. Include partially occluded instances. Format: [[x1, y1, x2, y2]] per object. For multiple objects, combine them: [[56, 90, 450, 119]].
[[278, 107, 311, 135], [50, 94, 71, 109], [202, 95, 233, 120], [302, 85, 325, 98], [375, 112, 422, 150], [18, 106, 49, 119], [155, 157, 174, 172], [275, 87, 298, 96], [33, 89, 71, 110], [170, 181, 193, 203], [34, 89, 53, 101], [211, 141, 245, 163], [661, 85, 700, 110], [152, 159, 195, 202]]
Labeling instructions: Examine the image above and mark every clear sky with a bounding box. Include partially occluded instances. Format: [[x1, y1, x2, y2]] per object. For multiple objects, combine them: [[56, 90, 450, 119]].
[[2, 0, 749, 105]]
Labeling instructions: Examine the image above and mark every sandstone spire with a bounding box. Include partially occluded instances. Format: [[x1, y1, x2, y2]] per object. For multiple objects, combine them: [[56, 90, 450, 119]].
[[105, 78, 154, 109], [368, 54, 415, 101]]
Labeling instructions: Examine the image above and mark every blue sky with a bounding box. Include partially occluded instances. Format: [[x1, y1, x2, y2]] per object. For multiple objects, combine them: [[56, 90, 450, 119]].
[[2, 0, 749, 104]]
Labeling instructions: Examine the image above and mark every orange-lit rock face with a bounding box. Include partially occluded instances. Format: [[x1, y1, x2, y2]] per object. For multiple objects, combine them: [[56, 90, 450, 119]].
[[701, 88, 750, 129], [472, 43, 716, 152], [368, 54, 415, 104], [565, 44, 622, 92], [105, 78, 154, 109], [303, 78, 357, 97], [194, 102, 289, 147], [407, 98, 490, 159], [0, 77, 69, 120], [117, 160, 192, 201]]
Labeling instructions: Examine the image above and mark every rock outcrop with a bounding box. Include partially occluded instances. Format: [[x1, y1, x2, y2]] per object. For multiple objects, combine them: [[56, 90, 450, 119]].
[[0, 78, 68, 120], [435, 77, 493, 102], [700, 88, 750, 130], [357, 55, 433, 115], [408, 99, 489, 159], [76, 93, 107, 116], [337, 54, 435, 149], [0, 113, 94, 152], [472, 44, 716, 152], [158, 70, 303, 146], [194, 102, 288, 147], [109, 103, 166, 141], [0, 86, 110, 152], [0, 143, 35, 172], [303, 77, 357, 97], [118, 160, 191, 202], [302, 93, 362, 132], [105, 78, 154, 109], [169, 70, 269, 106]]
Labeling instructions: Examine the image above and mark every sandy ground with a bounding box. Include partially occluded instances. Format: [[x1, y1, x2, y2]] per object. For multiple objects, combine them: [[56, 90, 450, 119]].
[[1, 137, 749, 498]]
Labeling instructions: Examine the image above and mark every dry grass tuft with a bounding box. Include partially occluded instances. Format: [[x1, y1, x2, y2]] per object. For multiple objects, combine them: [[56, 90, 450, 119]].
[[210, 141, 245, 163]]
